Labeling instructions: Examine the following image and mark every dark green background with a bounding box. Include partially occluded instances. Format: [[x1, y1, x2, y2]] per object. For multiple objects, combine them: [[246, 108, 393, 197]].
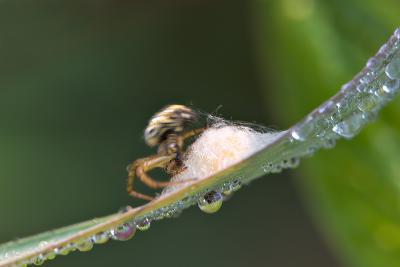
[[1, 1, 399, 266]]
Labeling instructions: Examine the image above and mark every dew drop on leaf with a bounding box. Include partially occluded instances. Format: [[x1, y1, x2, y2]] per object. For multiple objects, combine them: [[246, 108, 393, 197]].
[[332, 113, 365, 138], [76, 239, 94, 252], [198, 191, 223, 214], [136, 218, 151, 231], [382, 79, 400, 93], [31, 254, 45, 266], [385, 56, 400, 80], [91, 232, 110, 244], [110, 223, 136, 241]]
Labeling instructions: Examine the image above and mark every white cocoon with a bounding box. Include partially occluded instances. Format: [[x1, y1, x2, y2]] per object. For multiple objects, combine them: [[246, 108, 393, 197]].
[[162, 124, 283, 195]]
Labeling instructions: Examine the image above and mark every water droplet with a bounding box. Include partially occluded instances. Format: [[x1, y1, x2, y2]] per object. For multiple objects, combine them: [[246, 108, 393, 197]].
[[91, 232, 110, 244], [366, 57, 380, 70], [55, 244, 74, 256], [360, 71, 375, 84], [318, 100, 334, 113], [373, 87, 385, 97], [110, 223, 136, 241], [281, 158, 300, 169], [385, 56, 400, 80], [340, 81, 354, 92], [31, 254, 45, 266], [136, 218, 151, 231], [262, 162, 273, 173], [222, 180, 242, 195], [357, 95, 379, 113], [291, 117, 314, 142], [394, 28, 400, 40], [335, 99, 353, 116], [382, 79, 400, 93], [356, 82, 367, 93], [198, 191, 223, 214], [38, 241, 48, 249], [379, 44, 389, 55], [76, 239, 94, 252], [332, 113, 365, 138], [44, 250, 56, 261], [164, 209, 177, 218]]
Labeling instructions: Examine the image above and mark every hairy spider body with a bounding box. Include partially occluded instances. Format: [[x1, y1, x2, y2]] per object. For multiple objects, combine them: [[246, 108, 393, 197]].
[[144, 104, 196, 147], [127, 105, 204, 201]]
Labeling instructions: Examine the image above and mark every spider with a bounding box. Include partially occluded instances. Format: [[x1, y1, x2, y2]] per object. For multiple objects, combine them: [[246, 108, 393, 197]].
[[126, 104, 205, 201]]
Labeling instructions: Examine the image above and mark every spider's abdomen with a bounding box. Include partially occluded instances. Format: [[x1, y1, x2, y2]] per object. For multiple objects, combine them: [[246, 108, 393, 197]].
[[144, 105, 196, 147]]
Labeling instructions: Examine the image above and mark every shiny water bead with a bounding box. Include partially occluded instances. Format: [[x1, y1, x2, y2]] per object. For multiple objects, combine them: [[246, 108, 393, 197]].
[[373, 87, 386, 97], [43, 250, 56, 261], [291, 117, 314, 141], [55, 244, 74, 256], [360, 71, 376, 84], [335, 98, 353, 114], [379, 43, 390, 56], [385, 56, 400, 80], [262, 162, 273, 173], [270, 164, 283, 173], [318, 100, 334, 113], [332, 112, 365, 138], [357, 95, 379, 113], [164, 209, 177, 218], [110, 223, 136, 241], [222, 180, 242, 195], [198, 191, 223, 214], [356, 82, 367, 93], [281, 157, 300, 169], [76, 239, 94, 252], [91, 231, 110, 244], [38, 241, 48, 249], [341, 81, 354, 93], [394, 28, 400, 39], [366, 57, 383, 70], [136, 218, 151, 231], [31, 254, 45, 266], [382, 78, 400, 93]]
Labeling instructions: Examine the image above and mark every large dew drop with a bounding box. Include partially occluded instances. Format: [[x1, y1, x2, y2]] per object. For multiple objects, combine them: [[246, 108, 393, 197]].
[[291, 118, 314, 142], [382, 79, 400, 93], [198, 191, 223, 214], [385, 56, 400, 80], [110, 223, 136, 241], [332, 113, 365, 138]]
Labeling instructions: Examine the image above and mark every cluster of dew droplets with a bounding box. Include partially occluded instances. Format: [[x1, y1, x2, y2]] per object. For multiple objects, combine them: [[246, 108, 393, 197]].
[[261, 157, 301, 175], [289, 27, 400, 156], [17, 209, 155, 267]]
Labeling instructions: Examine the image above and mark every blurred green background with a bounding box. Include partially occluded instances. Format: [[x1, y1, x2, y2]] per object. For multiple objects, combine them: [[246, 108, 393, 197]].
[[0, 1, 399, 266]]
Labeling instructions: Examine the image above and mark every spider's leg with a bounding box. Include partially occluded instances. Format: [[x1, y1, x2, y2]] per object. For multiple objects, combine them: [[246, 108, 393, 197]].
[[127, 155, 173, 201], [127, 154, 192, 201]]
